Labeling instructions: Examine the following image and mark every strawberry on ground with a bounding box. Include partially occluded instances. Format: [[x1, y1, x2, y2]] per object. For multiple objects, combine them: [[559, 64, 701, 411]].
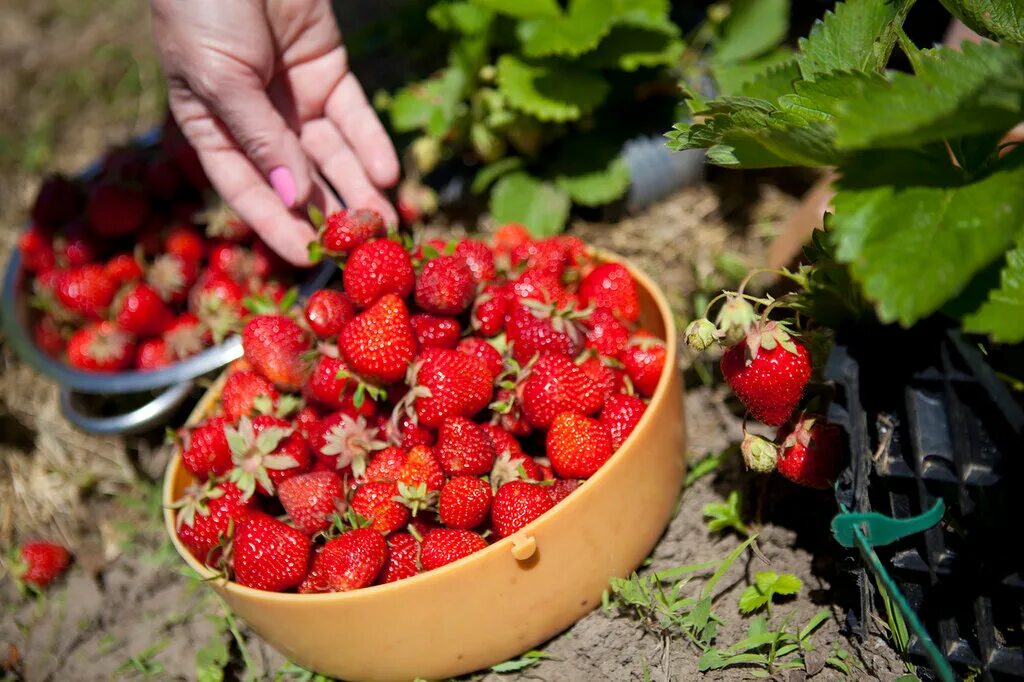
[[419, 528, 487, 570], [491, 480, 554, 539], [720, 322, 811, 427], [232, 512, 311, 592], [11, 540, 71, 589], [775, 415, 842, 489], [277, 471, 346, 535], [299, 528, 388, 593], [546, 412, 614, 479], [438, 476, 492, 530]]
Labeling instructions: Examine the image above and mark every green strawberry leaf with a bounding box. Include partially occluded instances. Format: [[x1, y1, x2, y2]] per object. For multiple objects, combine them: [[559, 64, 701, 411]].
[[490, 172, 571, 237], [469, 0, 560, 20], [496, 55, 609, 122], [388, 67, 468, 135], [552, 136, 630, 207], [828, 41, 1024, 152], [581, 14, 684, 72], [711, 49, 796, 98], [471, 157, 524, 194], [517, 0, 615, 58], [713, 0, 790, 64], [831, 147, 1024, 327], [938, 0, 1024, 44], [796, 0, 915, 78], [195, 634, 229, 682], [738, 571, 803, 614], [428, 1, 495, 34], [962, 244, 1024, 342]]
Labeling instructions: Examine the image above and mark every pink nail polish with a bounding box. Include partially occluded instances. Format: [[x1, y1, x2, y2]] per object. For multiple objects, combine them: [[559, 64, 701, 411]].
[[269, 166, 296, 208]]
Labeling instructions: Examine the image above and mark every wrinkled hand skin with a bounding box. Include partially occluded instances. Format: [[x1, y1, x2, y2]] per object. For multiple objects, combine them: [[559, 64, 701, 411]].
[[151, 0, 400, 265]]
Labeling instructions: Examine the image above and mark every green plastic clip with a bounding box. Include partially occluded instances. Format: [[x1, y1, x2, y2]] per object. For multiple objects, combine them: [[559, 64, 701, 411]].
[[831, 499, 945, 548]]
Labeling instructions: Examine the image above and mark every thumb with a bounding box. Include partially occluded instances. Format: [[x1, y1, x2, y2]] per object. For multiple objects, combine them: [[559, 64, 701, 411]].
[[197, 72, 312, 209]]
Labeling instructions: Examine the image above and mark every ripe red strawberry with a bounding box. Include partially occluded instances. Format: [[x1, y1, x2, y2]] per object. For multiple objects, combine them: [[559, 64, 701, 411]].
[[340, 294, 416, 384], [402, 349, 493, 429], [578, 262, 640, 322], [113, 283, 173, 336], [388, 414, 436, 449], [343, 239, 415, 308], [720, 322, 811, 427], [438, 476, 492, 530], [147, 253, 197, 304], [415, 255, 475, 316], [221, 370, 279, 422], [206, 241, 253, 282], [242, 315, 312, 391], [56, 265, 117, 319], [456, 337, 503, 378], [304, 290, 355, 339], [192, 273, 246, 344], [364, 446, 409, 482], [33, 316, 65, 357], [547, 478, 581, 505], [398, 444, 446, 492], [454, 239, 496, 283], [277, 471, 345, 534], [232, 512, 311, 592], [775, 416, 842, 489], [578, 354, 617, 404], [307, 355, 364, 414], [298, 528, 387, 593], [145, 154, 182, 200], [511, 237, 571, 276], [18, 227, 55, 273], [226, 416, 310, 497], [320, 208, 386, 256], [434, 416, 496, 477], [174, 481, 253, 565], [31, 173, 82, 229], [520, 353, 604, 429], [182, 416, 233, 479], [622, 333, 667, 398], [420, 528, 487, 570], [546, 412, 614, 479], [585, 307, 630, 358], [410, 314, 462, 350], [164, 313, 207, 361], [164, 224, 206, 264], [104, 253, 144, 282], [378, 532, 420, 583], [66, 322, 134, 371], [510, 267, 564, 304], [491, 480, 554, 539], [600, 394, 646, 449], [86, 181, 148, 237], [309, 412, 387, 477], [492, 223, 531, 256], [506, 299, 588, 364], [471, 283, 511, 337], [480, 423, 524, 458], [12, 540, 71, 589], [293, 404, 323, 440], [352, 481, 410, 534], [57, 221, 102, 266]]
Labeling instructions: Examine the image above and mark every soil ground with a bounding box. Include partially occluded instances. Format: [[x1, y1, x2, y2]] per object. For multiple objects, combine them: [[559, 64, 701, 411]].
[[0, 2, 907, 681]]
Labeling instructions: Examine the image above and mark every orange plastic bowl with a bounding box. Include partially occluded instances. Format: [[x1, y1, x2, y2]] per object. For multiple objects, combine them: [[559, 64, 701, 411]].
[[163, 249, 685, 682]]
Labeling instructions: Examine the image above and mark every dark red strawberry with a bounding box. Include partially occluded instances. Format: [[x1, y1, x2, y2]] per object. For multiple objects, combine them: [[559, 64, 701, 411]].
[[86, 181, 148, 237], [546, 412, 614, 479], [415, 255, 475, 316], [351, 481, 410, 534], [113, 283, 173, 336], [66, 322, 134, 371], [298, 528, 387, 593], [57, 221, 102, 266], [304, 290, 355, 339], [600, 393, 646, 449], [31, 173, 82, 229], [343, 239, 415, 308], [277, 470, 346, 534], [720, 322, 810, 427], [232, 512, 311, 592], [377, 532, 420, 583], [340, 294, 416, 385], [520, 353, 605, 429], [491, 480, 554, 539], [242, 315, 312, 391], [104, 253, 144, 282], [456, 337, 503, 378], [182, 416, 233, 479], [578, 262, 640, 322], [775, 415, 842, 489], [410, 314, 462, 350], [434, 417, 496, 477], [18, 227, 55, 273], [145, 154, 182, 201], [164, 224, 206, 264], [56, 265, 117, 319], [547, 479, 581, 505], [420, 528, 487, 570], [11, 540, 71, 589], [33, 315, 65, 357], [438, 476, 492, 530], [622, 332, 667, 398]]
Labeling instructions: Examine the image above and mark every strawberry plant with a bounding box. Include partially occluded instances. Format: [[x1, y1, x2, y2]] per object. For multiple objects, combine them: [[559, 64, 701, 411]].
[[670, 0, 1024, 343], [377, 0, 684, 235]]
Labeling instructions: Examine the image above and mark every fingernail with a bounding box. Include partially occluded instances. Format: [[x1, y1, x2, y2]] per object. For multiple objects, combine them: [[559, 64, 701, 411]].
[[269, 166, 296, 208]]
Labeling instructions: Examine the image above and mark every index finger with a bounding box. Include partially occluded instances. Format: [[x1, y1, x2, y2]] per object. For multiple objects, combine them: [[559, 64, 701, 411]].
[[324, 69, 400, 189]]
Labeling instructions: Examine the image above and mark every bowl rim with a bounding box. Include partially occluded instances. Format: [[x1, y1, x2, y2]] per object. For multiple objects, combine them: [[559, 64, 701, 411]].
[[162, 247, 680, 603], [0, 128, 335, 394]]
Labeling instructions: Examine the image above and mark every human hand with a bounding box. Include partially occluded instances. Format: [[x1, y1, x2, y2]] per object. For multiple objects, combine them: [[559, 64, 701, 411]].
[[150, 0, 400, 265]]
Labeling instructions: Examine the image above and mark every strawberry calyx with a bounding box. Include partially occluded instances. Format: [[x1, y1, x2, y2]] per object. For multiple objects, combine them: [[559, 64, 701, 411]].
[[742, 320, 799, 364], [225, 416, 299, 499], [170, 479, 226, 531], [195, 290, 241, 345], [394, 481, 438, 516], [488, 450, 533, 492], [87, 326, 131, 363], [521, 298, 592, 347], [165, 320, 207, 359], [780, 413, 820, 450], [335, 365, 388, 410], [253, 393, 302, 419], [318, 414, 388, 479], [488, 354, 535, 414], [146, 254, 188, 302], [324, 508, 374, 538], [243, 287, 299, 317]]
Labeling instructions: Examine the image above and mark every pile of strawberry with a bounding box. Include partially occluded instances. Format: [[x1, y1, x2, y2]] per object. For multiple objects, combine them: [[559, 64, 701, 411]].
[[171, 214, 668, 593], [17, 116, 301, 372]]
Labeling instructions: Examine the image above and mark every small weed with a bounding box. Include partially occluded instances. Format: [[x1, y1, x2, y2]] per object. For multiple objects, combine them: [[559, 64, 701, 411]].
[[738, 571, 802, 616], [116, 638, 168, 678], [703, 490, 750, 536], [276, 660, 335, 681], [490, 649, 551, 673], [685, 447, 732, 488]]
